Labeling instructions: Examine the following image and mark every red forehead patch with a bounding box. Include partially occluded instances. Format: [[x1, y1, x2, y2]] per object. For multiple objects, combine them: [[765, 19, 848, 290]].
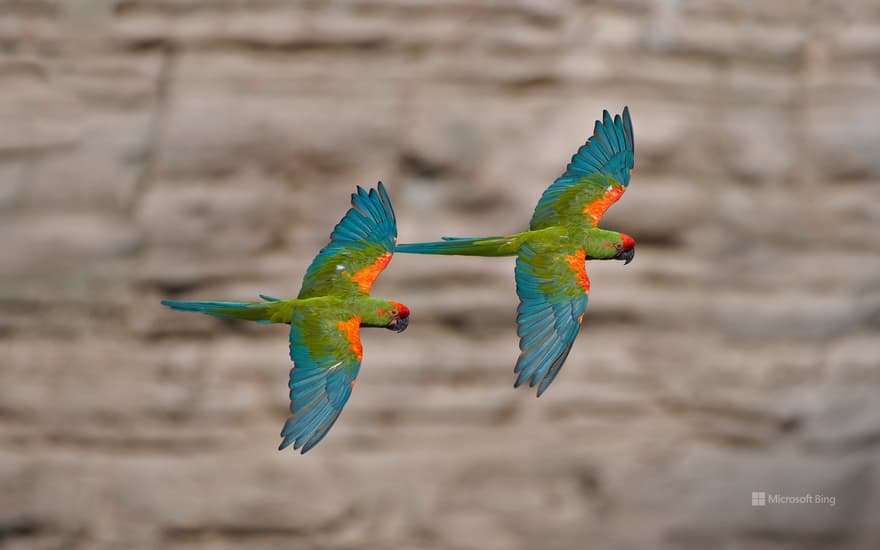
[[390, 301, 410, 317]]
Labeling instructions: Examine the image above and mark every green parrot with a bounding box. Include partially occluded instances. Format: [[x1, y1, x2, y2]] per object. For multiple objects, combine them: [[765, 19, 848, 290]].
[[396, 107, 636, 396], [162, 183, 410, 453]]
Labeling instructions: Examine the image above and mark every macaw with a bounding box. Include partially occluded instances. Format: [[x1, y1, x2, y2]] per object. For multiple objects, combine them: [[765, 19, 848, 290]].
[[396, 107, 636, 396], [162, 183, 409, 453]]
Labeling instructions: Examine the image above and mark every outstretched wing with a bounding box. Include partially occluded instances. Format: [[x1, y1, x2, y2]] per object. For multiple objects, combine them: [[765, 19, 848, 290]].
[[530, 107, 634, 230], [513, 241, 590, 396], [298, 182, 397, 299], [279, 307, 363, 453]]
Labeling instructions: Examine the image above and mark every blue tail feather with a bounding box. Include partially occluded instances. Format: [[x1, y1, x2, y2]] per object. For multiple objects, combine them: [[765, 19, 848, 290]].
[[395, 235, 519, 256], [161, 299, 276, 323]]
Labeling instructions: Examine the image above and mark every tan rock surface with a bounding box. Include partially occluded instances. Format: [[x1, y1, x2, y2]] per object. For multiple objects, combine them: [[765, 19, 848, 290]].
[[1, 1, 878, 548]]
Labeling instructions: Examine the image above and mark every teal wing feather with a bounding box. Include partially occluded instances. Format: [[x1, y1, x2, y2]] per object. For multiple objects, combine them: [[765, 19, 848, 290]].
[[279, 307, 362, 453], [530, 107, 634, 230], [298, 182, 397, 299], [514, 241, 590, 396]]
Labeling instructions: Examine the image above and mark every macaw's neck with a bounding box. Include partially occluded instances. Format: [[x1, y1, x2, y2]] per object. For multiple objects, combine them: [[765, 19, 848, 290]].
[[584, 227, 627, 260], [352, 297, 400, 327]]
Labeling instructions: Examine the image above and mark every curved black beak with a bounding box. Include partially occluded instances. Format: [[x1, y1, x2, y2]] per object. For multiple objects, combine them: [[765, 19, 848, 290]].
[[387, 316, 409, 333], [618, 247, 635, 265]]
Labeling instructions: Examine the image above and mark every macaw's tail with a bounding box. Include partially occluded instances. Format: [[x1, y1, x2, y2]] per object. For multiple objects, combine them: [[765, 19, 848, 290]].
[[161, 295, 287, 324], [395, 235, 520, 257]]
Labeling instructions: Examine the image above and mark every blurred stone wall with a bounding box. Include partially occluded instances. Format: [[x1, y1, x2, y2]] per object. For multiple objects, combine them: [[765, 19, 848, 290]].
[[2, 1, 879, 549]]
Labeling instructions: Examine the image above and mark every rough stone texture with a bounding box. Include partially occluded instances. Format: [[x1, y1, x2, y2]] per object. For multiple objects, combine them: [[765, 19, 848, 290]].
[[1, 1, 879, 549]]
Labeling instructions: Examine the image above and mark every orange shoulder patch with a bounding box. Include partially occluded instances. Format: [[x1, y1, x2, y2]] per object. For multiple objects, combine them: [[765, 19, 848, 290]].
[[565, 250, 590, 294], [349, 252, 393, 294], [336, 316, 363, 361], [582, 183, 625, 225]]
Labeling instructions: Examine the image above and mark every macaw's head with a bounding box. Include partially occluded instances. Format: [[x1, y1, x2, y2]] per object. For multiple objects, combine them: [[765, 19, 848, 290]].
[[379, 301, 410, 332], [615, 233, 636, 265], [585, 229, 636, 264]]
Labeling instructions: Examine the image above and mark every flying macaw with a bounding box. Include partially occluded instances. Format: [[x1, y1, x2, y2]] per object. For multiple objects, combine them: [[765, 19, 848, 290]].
[[162, 183, 410, 453], [396, 107, 636, 396]]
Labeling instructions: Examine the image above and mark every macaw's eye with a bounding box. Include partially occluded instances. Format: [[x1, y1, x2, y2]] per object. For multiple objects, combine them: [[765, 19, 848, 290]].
[[615, 242, 624, 251], [390, 309, 398, 316]]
